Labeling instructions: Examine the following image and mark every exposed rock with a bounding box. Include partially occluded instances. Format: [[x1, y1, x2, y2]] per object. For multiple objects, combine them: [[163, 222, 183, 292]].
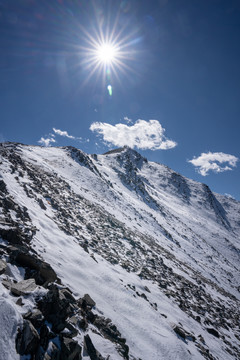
[[11, 278, 37, 296], [50, 343, 61, 360], [173, 325, 196, 342], [60, 288, 76, 302], [10, 247, 57, 285], [144, 286, 151, 293], [0, 179, 7, 193], [61, 336, 82, 360], [16, 297, 23, 306], [24, 309, 44, 328], [35, 345, 48, 360], [83, 293, 96, 308], [37, 198, 47, 210], [68, 315, 79, 326], [16, 319, 40, 355], [38, 285, 74, 332], [83, 334, 104, 360], [40, 324, 55, 351], [91, 315, 129, 358], [0, 227, 26, 245], [173, 325, 186, 340], [206, 327, 220, 338], [64, 322, 79, 338], [0, 259, 7, 274], [38, 261, 58, 285], [2, 279, 12, 289], [78, 317, 88, 330]]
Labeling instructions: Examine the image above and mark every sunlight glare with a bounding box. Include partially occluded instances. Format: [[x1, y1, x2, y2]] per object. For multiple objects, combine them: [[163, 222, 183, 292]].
[[78, 12, 140, 90], [96, 43, 118, 64]]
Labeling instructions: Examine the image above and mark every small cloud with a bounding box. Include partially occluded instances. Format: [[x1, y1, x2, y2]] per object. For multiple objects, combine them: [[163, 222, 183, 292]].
[[188, 152, 238, 176], [123, 116, 133, 124], [53, 128, 75, 139], [90, 119, 177, 150], [38, 128, 85, 147], [38, 137, 56, 147]]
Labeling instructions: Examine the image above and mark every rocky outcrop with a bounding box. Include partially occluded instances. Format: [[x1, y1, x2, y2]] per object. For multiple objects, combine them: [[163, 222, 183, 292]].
[[61, 337, 82, 360], [9, 245, 57, 285], [11, 278, 37, 296], [12, 280, 129, 359]]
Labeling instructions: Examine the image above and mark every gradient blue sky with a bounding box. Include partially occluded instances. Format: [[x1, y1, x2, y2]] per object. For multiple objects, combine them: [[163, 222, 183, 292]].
[[1, 0, 240, 199]]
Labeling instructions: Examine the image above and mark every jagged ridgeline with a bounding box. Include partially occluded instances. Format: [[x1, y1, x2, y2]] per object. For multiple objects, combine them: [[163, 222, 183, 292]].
[[0, 142, 239, 360]]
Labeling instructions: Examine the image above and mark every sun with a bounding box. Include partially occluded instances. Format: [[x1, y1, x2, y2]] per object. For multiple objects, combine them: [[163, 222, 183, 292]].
[[77, 10, 141, 93], [96, 43, 119, 65]]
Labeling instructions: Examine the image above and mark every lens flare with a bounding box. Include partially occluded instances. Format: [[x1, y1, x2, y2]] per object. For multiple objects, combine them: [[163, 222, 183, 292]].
[[107, 84, 113, 96]]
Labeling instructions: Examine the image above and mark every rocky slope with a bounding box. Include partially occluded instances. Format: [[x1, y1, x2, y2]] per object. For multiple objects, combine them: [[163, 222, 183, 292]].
[[0, 142, 239, 360]]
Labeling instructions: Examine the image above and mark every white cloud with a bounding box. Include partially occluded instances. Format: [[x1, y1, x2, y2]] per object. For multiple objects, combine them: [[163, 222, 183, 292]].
[[188, 152, 238, 176], [90, 119, 177, 150], [123, 116, 133, 124], [53, 128, 75, 139], [38, 137, 56, 147], [38, 128, 84, 147]]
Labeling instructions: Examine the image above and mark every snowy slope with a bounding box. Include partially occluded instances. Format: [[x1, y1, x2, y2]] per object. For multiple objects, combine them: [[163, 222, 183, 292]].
[[0, 142, 239, 360]]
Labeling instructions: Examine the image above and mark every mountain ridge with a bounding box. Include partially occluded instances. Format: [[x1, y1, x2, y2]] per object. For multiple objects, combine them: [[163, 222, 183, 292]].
[[0, 142, 239, 360]]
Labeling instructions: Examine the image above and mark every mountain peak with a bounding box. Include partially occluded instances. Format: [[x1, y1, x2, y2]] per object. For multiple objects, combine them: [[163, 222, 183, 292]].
[[103, 145, 131, 155], [103, 146, 147, 165]]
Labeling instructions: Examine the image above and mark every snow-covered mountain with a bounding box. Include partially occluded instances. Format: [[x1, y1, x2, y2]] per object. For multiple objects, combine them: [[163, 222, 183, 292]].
[[0, 142, 239, 360]]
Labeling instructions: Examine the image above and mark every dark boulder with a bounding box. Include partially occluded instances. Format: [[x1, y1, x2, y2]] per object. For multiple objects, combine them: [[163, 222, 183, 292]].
[[0, 259, 7, 274], [16, 320, 40, 355], [61, 337, 82, 360], [83, 334, 104, 360], [38, 285, 74, 332], [0, 227, 26, 245], [10, 246, 57, 285], [206, 328, 220, 338], [0, 179, 7, 193]]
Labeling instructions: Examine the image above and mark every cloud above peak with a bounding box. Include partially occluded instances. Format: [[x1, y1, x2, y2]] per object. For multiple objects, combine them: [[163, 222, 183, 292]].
[[38, 137, 56, 147], [38, 127, 85, 147], [188, 152, 238, 176], [53, 128, 75, 139], [90, 119, 177, 150]]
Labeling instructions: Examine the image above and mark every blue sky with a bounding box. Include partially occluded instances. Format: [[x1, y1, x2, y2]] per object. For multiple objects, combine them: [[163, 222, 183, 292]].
[[1, 0, 240, 200]]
